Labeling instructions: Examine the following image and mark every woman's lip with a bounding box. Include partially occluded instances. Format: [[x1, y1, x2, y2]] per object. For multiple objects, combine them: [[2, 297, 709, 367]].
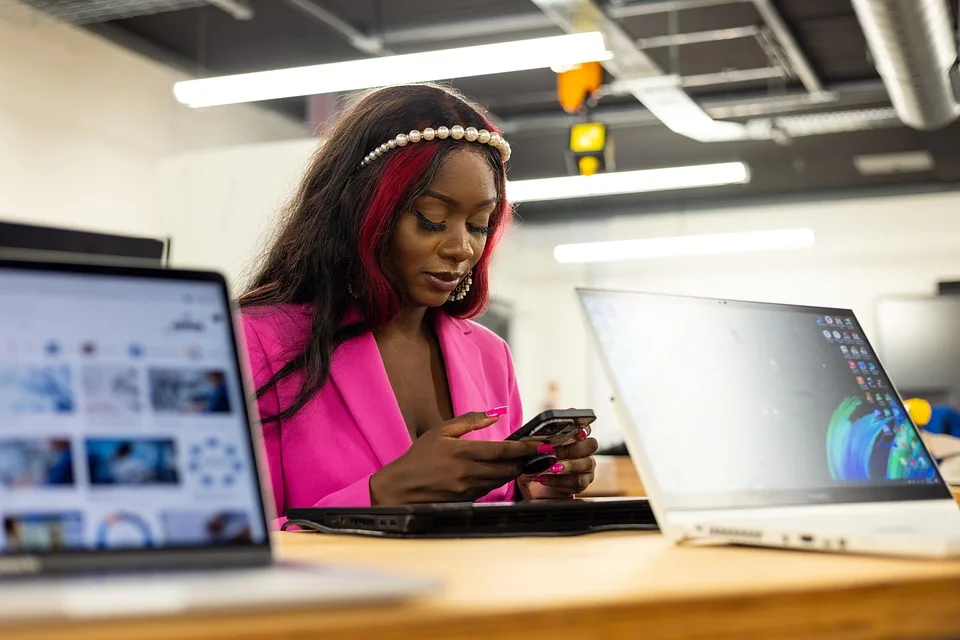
[[424, 273, 460, 292]]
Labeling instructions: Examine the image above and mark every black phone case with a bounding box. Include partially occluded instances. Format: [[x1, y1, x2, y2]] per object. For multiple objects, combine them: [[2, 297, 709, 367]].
[[505, 409, 596, 442]]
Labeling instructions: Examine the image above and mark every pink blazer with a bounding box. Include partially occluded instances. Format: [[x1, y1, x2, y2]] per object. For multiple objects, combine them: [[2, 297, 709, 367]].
[[241, 304, 523, 527]]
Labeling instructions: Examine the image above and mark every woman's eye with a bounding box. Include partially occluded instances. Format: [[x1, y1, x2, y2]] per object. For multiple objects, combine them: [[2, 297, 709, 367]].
[[468, 223, 491, 236], [415, 211, 445, 232]]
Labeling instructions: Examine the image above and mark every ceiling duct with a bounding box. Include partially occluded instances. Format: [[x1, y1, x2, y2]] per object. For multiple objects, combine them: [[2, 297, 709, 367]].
[[850, 0, 960, 130]]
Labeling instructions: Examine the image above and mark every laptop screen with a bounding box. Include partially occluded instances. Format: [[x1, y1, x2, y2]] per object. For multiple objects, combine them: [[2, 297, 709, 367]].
[[579, 289, 951, 511], [0, 264, 269, 555]]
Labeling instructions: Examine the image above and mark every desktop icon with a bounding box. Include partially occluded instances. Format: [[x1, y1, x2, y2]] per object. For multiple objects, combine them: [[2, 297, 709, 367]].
[[858, 361, 867, 370], [823, 330, 832, 339], [833, 331, 842, 340], [825, 316, 834, 324]]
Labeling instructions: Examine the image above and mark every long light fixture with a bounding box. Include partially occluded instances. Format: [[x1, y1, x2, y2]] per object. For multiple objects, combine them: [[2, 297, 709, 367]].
[[174, 32, 611, 108], [553, 228, 816, 263], [506, 162, 750, 203]]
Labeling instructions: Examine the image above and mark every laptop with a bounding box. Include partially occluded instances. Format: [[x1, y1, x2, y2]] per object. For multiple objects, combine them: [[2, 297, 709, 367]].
[[285, 497, 657, 538], [577, 288, 960, 558], [0, 258, 438, 621]]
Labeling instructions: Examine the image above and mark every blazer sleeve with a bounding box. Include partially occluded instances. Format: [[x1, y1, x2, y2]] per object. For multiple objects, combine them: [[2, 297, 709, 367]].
[[242, 315, 375, 527], [240, 316, 288, 529]]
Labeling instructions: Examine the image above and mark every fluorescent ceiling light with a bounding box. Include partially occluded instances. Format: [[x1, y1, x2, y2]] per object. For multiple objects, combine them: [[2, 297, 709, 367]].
[[174, 32, 611, 108], [554, 228, 816, 263], [507, 162, 750, 203]]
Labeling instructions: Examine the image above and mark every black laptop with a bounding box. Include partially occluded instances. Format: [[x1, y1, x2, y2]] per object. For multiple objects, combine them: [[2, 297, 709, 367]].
[[285, 497, 657, 538]]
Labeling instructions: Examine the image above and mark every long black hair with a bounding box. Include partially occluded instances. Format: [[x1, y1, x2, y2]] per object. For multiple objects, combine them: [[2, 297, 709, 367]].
[[239, 83, 512, 423]]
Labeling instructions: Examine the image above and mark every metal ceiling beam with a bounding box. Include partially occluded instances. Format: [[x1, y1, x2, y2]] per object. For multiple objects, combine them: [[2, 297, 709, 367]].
[[280, 0, 390, 56], [749, 0, 822, 94], [380, 14, 558, 46], [530, 0, 755, 142], [635, 25, 760, 49], [498, 80, 888, 134], [379, 0, 744, 46], [680, 66, 786, 87], [608, 0, 746, 18]]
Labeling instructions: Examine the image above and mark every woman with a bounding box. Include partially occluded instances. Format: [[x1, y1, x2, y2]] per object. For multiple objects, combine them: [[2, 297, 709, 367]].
[[240, 83, 597, 520]]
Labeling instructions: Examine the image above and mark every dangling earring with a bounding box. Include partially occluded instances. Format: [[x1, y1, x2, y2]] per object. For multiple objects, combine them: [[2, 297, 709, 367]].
[[347, 284, 359, 299], [450, 270, 473, 303]]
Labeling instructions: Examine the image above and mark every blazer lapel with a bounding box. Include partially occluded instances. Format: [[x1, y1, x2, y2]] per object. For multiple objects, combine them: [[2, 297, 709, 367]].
[[329, 330, 411, 467], [435, 313, 487, 418]]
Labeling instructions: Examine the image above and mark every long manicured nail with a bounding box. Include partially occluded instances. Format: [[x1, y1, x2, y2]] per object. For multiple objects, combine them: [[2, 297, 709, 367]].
[[550, 463, 564, 474], [533, 476, 550, 484], [576, 428, 589, 440], [486, 406, 508, 418], [537, 443, 555, 455]]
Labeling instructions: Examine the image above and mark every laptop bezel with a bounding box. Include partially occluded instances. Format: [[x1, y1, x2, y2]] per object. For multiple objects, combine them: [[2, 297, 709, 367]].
[[0, 257, 274, 576], [576, 287, 953, 539]]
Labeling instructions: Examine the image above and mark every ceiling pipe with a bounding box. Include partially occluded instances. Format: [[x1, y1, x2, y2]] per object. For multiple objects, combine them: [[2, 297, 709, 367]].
[[850, 0, 960, 130], [205, 0, 253, 20], [280, 0, 390, 56]]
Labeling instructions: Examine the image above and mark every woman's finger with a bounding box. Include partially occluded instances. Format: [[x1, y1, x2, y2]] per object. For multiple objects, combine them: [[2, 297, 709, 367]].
[[554, 437, 599, 461], [532, 472, 594, 493], [545, 456, 596, 476]]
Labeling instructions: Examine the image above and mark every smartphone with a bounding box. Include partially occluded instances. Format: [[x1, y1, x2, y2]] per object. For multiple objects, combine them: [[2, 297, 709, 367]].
[[506, 409, 596, 475], [505, 409, 596, 443]]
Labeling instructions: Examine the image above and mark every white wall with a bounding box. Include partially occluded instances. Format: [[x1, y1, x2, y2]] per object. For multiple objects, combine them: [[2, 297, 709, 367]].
[[157, 138, 317, 286], [152, 136, 960, 447], [0, 5, 306, 238]]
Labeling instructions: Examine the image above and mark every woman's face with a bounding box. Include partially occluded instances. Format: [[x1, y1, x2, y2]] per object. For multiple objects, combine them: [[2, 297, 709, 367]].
[[390, 148, 498, 308]]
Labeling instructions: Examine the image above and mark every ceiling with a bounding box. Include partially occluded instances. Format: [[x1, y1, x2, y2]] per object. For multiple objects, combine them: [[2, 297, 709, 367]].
[[60, 0, 960, 221]]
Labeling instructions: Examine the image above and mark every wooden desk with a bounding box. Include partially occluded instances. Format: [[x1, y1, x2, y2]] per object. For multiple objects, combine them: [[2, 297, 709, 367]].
[[10, 530, 960, 640]]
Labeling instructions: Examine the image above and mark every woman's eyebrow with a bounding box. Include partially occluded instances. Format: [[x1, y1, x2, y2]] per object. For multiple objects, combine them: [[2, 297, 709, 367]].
[[422, 190, 497, 210]]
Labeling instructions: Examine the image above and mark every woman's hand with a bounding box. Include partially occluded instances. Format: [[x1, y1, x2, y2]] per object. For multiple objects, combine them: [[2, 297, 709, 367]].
[[517, 427, 599, 501], [369, 411, 540, 505]]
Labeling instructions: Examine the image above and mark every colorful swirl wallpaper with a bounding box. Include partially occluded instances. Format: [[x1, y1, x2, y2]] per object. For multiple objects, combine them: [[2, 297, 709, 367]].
[[826, 396, 936, 482]]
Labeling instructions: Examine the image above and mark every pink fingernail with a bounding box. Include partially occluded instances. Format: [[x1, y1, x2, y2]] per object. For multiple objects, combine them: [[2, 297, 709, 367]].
[[537, 443, 555, 455], [486, 406, 507, 418], [533, 476, 550, 484], [576, 428, 589, 440], [550, 463, 564, 474]]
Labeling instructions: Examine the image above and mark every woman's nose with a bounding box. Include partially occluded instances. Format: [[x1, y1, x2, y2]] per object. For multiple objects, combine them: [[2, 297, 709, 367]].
[[438, 228, 474, 263]]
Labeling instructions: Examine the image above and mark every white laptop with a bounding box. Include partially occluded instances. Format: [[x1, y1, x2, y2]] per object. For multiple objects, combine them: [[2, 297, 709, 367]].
[[578, 288, 960, 559], [0, 257, 438, 621]]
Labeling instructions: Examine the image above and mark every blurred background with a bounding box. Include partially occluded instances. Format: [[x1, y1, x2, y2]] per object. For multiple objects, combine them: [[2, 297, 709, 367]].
[[3, 0, 960, 449]]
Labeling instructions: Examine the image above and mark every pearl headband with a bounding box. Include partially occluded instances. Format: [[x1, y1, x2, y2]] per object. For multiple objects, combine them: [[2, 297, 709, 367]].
[[359, 125, 511, 169]]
